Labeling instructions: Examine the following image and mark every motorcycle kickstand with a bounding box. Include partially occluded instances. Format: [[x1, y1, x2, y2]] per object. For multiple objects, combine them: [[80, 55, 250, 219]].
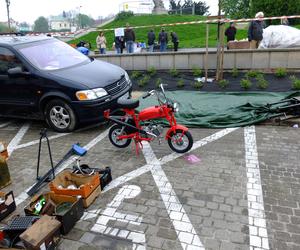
[[133, 140, 143, 156]]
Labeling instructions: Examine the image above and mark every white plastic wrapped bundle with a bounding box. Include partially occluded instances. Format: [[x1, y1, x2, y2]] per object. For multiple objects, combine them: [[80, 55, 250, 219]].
[[259, 25, 300, 49]]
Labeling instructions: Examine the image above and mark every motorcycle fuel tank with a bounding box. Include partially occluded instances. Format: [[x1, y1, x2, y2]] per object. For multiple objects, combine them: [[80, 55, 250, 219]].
[[138, 106, 165, 121]]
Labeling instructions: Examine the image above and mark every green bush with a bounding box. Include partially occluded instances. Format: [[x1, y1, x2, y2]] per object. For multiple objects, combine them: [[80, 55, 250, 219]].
[[256, 75, 269, 89], [240, 78, 252, 89], [275, 68, 287, 78], [155, 78, 162, 88], [231, 68, 239, 78], [290, 75, 300, 90], [147, 66, 157, 77], [218, 79, 229, 89], [131, 71, 143, 79], [177, 79, 185, 88], [192, 81, 203, 89], [192, 67, 203, 77], [169, 68, 180, 77], [138, 75, 150, 87], [115, 11, 134, 20], [245, 70, 261, 78]]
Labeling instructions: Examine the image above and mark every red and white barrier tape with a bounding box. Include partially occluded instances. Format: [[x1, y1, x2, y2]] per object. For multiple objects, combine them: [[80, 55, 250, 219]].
[[98, 15, 300, 32]]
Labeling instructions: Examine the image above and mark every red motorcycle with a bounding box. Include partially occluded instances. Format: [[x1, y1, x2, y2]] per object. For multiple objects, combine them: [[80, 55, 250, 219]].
[[104, 84, 193, 154]]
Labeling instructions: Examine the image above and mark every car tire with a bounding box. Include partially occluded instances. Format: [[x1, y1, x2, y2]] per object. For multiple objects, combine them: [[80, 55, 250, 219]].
[[45, 99, 77, 132]]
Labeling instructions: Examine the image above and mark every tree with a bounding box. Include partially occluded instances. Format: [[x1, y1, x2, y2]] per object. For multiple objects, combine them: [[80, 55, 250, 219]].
[[169, 0, 209, 15], [251, 0, 300, 24], [77, 14, 94, 28], [5, 0, 11, 30], [221, 0, 251, 19], [33, 16, 49, 32]]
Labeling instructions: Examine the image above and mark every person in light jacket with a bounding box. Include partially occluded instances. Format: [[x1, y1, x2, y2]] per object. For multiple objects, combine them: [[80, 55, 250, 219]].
[[96, 31, 107, 54]]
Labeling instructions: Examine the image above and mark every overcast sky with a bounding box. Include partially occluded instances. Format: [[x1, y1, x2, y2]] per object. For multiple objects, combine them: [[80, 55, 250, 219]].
[[0, 0, 218, 24]]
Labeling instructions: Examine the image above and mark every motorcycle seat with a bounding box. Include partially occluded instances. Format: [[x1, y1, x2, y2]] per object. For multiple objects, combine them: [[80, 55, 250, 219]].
[[117, 98, 140, 109]]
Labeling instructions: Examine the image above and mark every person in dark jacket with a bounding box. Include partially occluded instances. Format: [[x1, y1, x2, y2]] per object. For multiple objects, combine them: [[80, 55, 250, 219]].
[[170, 31, 179, 52], [225, 22, 237, 42], [248, 12, 264, 49], [124, 23, 135, 53], [147, 29, 156, 52], [158, 28, 168, 52]]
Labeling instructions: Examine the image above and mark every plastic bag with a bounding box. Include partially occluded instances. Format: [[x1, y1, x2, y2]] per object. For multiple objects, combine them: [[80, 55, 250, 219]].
[[259, 25, 300, 49]]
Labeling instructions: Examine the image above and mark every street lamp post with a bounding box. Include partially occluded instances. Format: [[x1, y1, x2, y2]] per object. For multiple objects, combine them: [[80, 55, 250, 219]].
[[6, 0, 11, 30]]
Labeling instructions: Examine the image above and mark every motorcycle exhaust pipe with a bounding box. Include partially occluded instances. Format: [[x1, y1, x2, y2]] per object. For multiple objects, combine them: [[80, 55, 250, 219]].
[[109, 116, 147, 135]]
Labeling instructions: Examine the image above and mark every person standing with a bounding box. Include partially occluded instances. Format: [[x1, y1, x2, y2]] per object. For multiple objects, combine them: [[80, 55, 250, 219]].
[[170, 31, 179, 52], [248, 12, 265, 49], [225, 22, 237, 43], [124, 23, 135, 53], [147, 29, 156, 52], [158, 28, 168, 52], [96, 32, 107, 54]]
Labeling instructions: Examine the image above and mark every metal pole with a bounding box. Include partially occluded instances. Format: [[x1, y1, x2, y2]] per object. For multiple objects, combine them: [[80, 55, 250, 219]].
[[6, 0, 11, 30]]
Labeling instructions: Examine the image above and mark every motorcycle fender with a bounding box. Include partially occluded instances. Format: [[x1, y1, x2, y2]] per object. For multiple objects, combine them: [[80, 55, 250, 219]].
[[165, 125, 188, 139]]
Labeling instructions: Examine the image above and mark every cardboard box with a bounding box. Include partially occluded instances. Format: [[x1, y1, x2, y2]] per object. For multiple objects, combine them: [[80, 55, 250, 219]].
[[20, 215, 61, 250], [227, 41, 250, 49], [0, 191, 16, 221], [49, 170, 100, 198], [0, 156, 11, 189], [24, 192, 84, 235]]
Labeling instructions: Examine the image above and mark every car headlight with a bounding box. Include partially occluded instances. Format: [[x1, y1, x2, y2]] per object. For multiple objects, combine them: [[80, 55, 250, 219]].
[[76, 88, 108, 101], [124, 71, 131, 84]]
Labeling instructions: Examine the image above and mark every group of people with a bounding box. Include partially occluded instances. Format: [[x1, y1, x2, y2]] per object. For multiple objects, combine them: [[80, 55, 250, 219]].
[[225, 12, 290, 49], [95, 24, 179, 54]]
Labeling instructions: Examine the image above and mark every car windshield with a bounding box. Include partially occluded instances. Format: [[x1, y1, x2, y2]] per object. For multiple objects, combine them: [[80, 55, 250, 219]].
[[18, 39, 89, 71]]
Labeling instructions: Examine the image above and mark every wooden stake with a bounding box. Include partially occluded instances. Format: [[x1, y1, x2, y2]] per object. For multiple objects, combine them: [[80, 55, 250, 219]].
[[205, 23, 209, 82]]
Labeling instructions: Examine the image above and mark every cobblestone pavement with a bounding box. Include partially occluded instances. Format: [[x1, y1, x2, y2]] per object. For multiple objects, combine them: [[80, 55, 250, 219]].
[[0, 118, 299, 250]]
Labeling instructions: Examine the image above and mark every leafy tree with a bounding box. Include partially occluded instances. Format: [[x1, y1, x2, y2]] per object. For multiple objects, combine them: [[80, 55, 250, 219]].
[[33, 16, 49, 32], [169, 0, 209, 15], [0, 23, 9, 32], [77, 14, 94, 28], [221, 0, 251, 19], [251, 0, 300, 24]]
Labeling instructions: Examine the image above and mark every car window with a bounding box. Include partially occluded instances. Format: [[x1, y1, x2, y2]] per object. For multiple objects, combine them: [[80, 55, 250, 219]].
[[0, 47, 23, 75], [18, 39, 89, 71]]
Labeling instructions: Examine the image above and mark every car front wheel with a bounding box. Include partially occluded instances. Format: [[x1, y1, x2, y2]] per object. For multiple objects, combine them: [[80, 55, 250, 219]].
[[45, 99, 77, 132]]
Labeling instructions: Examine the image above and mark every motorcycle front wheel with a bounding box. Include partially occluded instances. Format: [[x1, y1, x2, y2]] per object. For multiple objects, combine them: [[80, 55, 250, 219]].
[[168, 129, 193, 153], [109, 125, 132, 148]]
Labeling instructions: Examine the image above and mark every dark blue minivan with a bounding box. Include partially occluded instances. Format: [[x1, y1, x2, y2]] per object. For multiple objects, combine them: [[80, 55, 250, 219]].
[[0, 36, 132, 132]]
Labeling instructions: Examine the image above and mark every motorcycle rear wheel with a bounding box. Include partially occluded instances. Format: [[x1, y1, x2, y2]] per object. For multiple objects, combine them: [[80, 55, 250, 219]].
[[168, 129, 193, 153], [109, 125, 132, 148]]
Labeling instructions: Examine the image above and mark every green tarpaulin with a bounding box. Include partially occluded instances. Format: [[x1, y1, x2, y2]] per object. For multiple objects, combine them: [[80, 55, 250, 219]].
[[139, 91, 300, 128]]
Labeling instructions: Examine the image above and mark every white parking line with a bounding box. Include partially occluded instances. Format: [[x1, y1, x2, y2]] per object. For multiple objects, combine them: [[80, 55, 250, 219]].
[[244, 126, 269, 250], [104, 128, 239, 192], [142, 142, 205, 250], [0, 121, 11, 128], [15, 129, 109, 206], [7, 123, 30, 156]]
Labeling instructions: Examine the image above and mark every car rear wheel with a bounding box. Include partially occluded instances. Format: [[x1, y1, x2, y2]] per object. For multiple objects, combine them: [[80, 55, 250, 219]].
[[45, 99, 77, 132]]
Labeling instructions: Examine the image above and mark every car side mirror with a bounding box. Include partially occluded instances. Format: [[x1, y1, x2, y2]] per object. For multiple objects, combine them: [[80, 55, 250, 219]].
[[7, 66, 31, 77]]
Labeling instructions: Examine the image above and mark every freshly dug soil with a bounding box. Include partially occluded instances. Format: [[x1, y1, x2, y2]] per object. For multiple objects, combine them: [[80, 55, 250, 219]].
[[130, 71, 300, 92]]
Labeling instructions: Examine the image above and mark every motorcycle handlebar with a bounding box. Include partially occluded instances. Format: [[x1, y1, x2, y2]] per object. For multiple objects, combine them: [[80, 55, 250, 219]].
[[142, 92, 151, 99]]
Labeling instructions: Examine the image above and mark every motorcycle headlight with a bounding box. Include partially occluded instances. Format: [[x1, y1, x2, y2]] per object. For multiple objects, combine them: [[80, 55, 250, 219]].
[[173, 102, 179, 113], [76, 88, 108, 101]]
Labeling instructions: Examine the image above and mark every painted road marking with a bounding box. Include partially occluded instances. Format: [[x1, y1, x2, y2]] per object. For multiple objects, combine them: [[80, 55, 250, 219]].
[[7, 123, 30, 156], [87, 185, 146, 250], [244, 126, 269, 250], [104, 128, 239, 192], [0, 121, 11, 128], [142, 142, 205, 249], [15, 129, 109, 206]]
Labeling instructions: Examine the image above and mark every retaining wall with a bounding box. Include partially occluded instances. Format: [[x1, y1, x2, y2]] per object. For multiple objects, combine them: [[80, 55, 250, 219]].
[[95, 48, 300, 71]]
